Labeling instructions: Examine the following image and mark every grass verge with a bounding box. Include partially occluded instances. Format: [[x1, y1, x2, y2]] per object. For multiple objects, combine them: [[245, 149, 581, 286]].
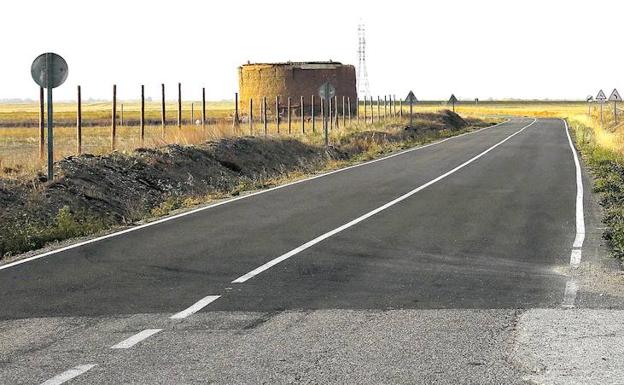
[[568, 118, 624, 259]]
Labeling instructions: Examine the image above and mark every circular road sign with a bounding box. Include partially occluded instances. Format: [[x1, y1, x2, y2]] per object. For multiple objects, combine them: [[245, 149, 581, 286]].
[[318, 82, 336, 101], [31, 52, 68, 89]]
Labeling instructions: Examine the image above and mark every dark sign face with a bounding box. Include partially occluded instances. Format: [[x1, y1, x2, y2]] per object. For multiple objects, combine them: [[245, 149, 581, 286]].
[[318, 82, 336, 101], [31, 53, 68, 89]]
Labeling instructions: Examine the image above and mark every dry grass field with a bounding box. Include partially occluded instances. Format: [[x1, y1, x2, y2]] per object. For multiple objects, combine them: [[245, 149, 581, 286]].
[[0, 99, 433, 178], [1, 99, 620, 179]]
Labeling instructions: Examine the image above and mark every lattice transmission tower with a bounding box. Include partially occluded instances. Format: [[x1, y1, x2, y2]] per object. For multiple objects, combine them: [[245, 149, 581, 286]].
[[357, 23, 371, 98]]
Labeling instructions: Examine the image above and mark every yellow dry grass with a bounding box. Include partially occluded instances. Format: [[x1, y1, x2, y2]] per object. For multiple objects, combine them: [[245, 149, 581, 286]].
[[3, 99, 620, 179], [0, 99, 375, 178], [415, 101, 624, 154]]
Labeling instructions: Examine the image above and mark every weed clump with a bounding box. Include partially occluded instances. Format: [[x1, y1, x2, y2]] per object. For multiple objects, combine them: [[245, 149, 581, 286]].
[[0, 206, 105, 257]]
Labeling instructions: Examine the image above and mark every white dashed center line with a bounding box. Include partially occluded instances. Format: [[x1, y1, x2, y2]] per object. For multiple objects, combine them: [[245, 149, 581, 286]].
[[40, 364, 96, 385], [170, 295, 221, 319], [111, 329, 162, 349], [233, 119, 537, 283]]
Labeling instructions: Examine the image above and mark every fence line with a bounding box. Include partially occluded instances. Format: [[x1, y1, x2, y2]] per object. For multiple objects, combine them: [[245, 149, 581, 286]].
[[24, 85, 419, 165]]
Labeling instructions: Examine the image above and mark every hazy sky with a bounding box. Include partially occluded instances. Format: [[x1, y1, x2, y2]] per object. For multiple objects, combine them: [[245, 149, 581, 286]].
[[1, 0, 621, 101]]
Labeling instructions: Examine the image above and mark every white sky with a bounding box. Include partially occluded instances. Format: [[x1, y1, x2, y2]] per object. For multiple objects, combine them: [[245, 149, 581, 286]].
[[1, 0, 621, 101]]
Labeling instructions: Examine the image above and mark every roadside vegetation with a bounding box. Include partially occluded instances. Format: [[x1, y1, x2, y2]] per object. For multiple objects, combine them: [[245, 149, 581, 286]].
[[0, 110, 494, 259], [568, 115, 624, 260]]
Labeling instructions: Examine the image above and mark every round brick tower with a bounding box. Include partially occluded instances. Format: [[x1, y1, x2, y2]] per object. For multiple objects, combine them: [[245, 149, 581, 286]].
[[238, 61, 357, 116]]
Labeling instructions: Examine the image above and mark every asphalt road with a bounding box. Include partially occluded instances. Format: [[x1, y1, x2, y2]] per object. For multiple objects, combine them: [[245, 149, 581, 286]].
[[1, 118, 623, 384]]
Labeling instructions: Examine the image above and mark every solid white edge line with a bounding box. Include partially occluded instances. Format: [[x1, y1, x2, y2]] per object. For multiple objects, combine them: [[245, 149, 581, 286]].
[[0, 119, 513, 272], [40, 364, 96, 385], [232, 119, 538, 283], [570, 249, 582, 268], [110, 329, 162, 349], [170, 295, 221, 319], [563, 119, 585, 258], [562, 119, 585, 309], [562, 279, 578, 309]]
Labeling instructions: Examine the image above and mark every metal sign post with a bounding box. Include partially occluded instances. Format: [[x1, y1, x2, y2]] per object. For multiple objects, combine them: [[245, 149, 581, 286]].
[[405, 91, 418, 128], [31, 53, 68, 181], [609, 89, 622, 125], [586, 95, 593, 117], [318, 82, 335, 146], [596, 90, 607, 127], [448, 94, 458, 112]]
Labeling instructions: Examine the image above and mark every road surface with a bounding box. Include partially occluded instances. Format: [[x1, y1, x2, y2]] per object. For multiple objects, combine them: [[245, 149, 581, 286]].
[[1, 118, 623, 384]]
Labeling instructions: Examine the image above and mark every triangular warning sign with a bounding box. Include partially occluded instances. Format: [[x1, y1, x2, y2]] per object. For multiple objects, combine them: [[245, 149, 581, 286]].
[[609, 88, 622, 102], [405, 91, 417, 103], [596, 89, 607, 101], [449, 94, 458, 103]]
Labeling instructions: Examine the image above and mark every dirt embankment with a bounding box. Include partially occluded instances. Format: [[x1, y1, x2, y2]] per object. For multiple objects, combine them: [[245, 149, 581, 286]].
[[0, 110, 486, 258]]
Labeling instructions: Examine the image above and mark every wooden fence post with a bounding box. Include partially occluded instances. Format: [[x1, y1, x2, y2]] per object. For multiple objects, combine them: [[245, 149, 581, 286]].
[[39, 87, 44, 160], [191, 103, 194, 125], [329, 97, 333, 130], [202, 87, 206, 129], [263, 96, 268, 136], [377, 96, 381, 122], [384, 95, 387, 119], [334, 95, 339, 129], [275, 95, 280, 133], [399, 100, 403, 118], [111, 84, 117, 151], [287, 96, 292, 134], [320, 97, 324, 132], [347, 97, 352, 124], [120, 103, 124, 127], [364, 96, 367, 124], [372, 97, 376, 124], [140, 85, 145, 145], [249, 98, 253, 135], [76, 85, 82, 154], [342, 96, 346, 127], [161, 84, 166, 137], [177, 82, 182, 128], [301, 96, 305, 133], [311, 95, 316, 133], [234, 92, 240, 127]]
